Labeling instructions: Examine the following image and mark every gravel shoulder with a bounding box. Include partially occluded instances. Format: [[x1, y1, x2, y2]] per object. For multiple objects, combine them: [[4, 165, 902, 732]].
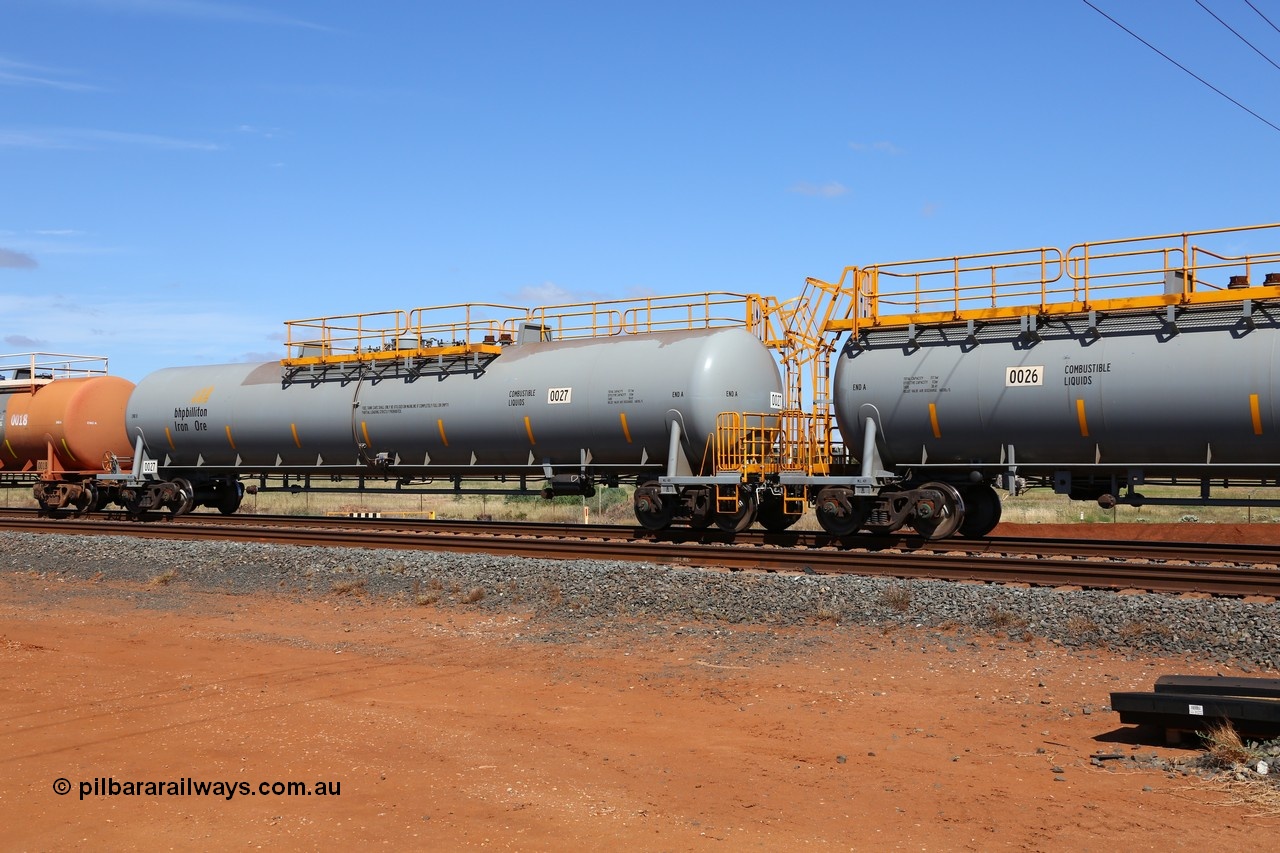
[[1, 524, 1277, 848]]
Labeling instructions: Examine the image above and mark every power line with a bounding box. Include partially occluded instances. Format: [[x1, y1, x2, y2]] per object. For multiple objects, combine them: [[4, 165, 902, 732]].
[[1196, 0, 1280, 73], [1245, 0, 1280, 36], [1080, 0, 1280, 135]]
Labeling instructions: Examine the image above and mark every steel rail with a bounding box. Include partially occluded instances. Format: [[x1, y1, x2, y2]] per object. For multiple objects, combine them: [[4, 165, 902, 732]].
[[4, 507, 1280, 565], [22, 509, 1280, 566], [2, 515, 1277, 598]]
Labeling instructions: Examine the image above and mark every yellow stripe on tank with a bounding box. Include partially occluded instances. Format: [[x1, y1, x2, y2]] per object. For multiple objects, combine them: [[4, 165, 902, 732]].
[[524, 416, 536, 446], [927, 403, 941, 439], [4, 439, 16, 459], [290, 423, 302, 448], [61, 438, 77, 463], [619, 412, 632, 444], [165, 427, 175, 450], [437, 419, 449, 447], [1250, 394, 1264, 435], [225, 425, 237, 451], [1075, 399, 1090, 437], [361, 421, 371, 447]]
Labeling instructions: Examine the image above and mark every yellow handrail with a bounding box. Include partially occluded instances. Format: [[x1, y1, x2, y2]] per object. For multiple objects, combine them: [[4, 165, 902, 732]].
[[822, 222, 1280, 336], [283, 293, 782, 366]]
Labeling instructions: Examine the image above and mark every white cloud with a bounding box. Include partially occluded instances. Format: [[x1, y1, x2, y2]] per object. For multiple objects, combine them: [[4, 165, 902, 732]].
[[850, 141, 903, 155], [57, 0, 333, 31], [0, 127, 219, 151], [0, 130, 76, 149], [236, 124, 281, 139], [508, 281, 580, 306], [788, 181, 849, 198], [498, 279, 684, 307], [234, 350, 281, 364], [0, 230, 120, 258], [0, 56, 101, 92]]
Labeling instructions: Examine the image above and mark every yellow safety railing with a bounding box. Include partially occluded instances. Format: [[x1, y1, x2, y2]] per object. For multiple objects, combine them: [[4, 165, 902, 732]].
[[283, 294, 785, 366], [283, 304, 522, 366], [821, 222, 1280, 335], [517, 292, 776, 341], [864, 246, 1065, 321], [713, 411, 836, 479], [1066, 222, 1280, 308], [405, 303, 527, 349]]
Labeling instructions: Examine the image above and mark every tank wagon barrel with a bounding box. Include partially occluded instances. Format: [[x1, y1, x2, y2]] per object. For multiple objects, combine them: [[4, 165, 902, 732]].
[[815, 221, 1280, 537], [0, 353, 138, 515], [118, 293, 784, 523]]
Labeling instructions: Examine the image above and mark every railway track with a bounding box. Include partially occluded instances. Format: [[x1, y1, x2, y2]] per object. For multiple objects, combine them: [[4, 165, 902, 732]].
[[2, 509, 1277, 598]]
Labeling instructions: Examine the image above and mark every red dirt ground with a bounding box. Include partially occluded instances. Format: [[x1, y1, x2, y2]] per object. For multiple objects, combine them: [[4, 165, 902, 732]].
[[2, 524, 1276, 849]]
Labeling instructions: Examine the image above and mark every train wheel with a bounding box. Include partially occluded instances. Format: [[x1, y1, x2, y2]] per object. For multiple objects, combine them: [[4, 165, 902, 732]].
[[815, 487, 868, 537], [71, 482, 98, 517], [169, 478, 195, 516], [958, 484, 1002, 538], [715, 487, 758, 533], [909, 482, 965, 540], [634, 480, 674, 530], [757, 493, 799, 532], [121, 488, 147, 520]]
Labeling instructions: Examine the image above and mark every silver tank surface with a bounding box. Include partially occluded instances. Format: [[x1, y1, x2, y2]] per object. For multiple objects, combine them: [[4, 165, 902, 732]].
[[834, 308, 1280, 476], [127, 328, 781, 478]]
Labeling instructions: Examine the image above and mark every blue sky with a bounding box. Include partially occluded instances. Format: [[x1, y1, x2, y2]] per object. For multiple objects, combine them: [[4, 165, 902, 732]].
[[3, 0, 1278, 381]]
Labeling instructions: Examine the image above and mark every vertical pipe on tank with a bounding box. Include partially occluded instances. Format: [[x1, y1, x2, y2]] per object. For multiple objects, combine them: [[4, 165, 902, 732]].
[[860, 417, 880, 478], [665, 420, 683, 477]]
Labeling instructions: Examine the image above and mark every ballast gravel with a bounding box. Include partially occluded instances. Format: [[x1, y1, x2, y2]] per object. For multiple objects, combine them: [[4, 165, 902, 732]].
[[2, 531, 1277, 670]]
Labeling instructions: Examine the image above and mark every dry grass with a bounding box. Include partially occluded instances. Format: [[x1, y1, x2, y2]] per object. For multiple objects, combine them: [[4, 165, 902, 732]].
[[999, 485, 1280, 526], [879, 584, 912, 612], [1201, 721, 1257, 769], [148, 569, 178, 587], [231, 484, 638, 526], [1207, 778, 1280, 818], [1065, 614, 1101, 637], [984, 606, 1029, 635], [814, 604, 842, 624], [463, 586, 486, 604], [1195, 723, 1280, 817], [409, 578, 439, 606], [330, 578, 367, 596]]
